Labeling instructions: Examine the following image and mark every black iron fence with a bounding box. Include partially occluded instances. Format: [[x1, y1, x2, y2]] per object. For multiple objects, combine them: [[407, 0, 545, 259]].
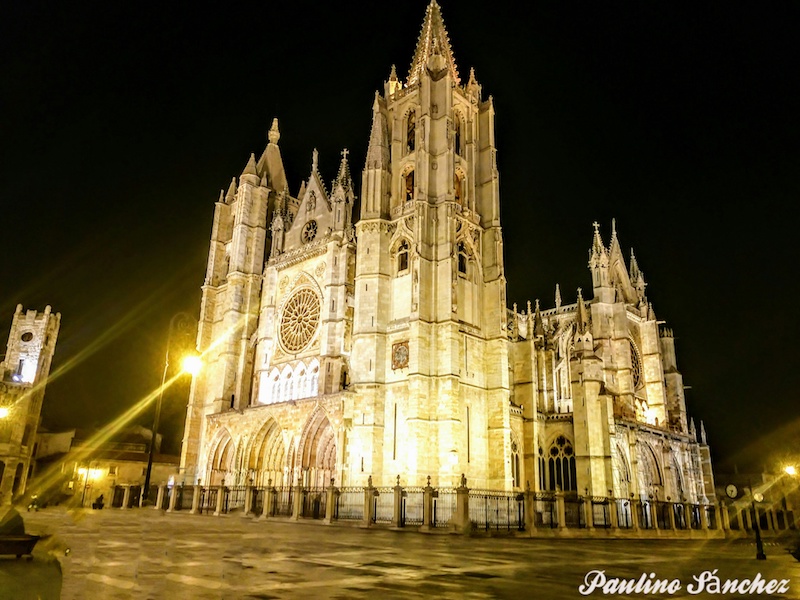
[[112, 479, 752, 537], [469, 490, 525, 532]]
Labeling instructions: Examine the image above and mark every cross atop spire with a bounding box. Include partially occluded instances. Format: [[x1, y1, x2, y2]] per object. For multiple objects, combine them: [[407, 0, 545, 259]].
[[341, 148, 349, 161], [407, 0, 460, 86]]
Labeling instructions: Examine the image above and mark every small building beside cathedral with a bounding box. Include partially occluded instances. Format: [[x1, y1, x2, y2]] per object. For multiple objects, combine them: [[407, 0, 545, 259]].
[[0, 304, 60, 505], [180, 1, 715, 508]]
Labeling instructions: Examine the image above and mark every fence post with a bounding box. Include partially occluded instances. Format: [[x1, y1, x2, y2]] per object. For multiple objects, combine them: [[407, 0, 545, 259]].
[[420, 477, 434, 531], [630, 496, 640, 530], [362, 476, 376, 528], [700, 503, 709, 530], [262, 480, 277, 519], [583, 493, 594, 530], [684, 501, 693, 529], [324, 479, 339, 524], [524, 484, 536, 534], [292, 484, 304, 520], [155, 484, 166, 510], [392, 475, 403, 528], [244, 482, 254, 516], [556, 489, 566, 530], [191, 482, 202, 514], [214, 484, 226, 516], [667, 499, 677, 530], [719, 501, 730, 530], [167, 484, 179, 513], [455, 473, 471, 534]]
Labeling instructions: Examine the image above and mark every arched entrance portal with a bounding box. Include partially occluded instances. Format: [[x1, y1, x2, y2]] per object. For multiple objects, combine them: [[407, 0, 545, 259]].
[[247, 418, 289, 487], [297, 409, 337, 489], [207, 429, 235, 486]]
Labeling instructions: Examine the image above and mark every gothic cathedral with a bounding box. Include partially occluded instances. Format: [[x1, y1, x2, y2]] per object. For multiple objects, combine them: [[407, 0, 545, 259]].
[[180, 1, 715, 504]]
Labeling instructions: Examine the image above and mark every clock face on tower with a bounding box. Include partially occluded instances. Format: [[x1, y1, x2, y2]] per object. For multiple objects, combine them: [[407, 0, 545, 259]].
[[392, 341, 409, 369], [725, 484, 738, 499]]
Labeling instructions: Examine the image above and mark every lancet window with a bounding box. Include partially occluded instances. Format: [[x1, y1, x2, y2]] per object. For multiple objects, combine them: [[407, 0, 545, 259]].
[[259, 359, 320, 405], [547, 435, 577, 492], [396, 239, 410, 273], [406, 111, 416, 153], [457, 241, 469, 275], [404, 170, 415, 202]]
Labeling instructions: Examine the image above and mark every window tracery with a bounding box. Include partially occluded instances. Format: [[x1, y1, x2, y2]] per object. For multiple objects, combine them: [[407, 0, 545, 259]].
[[396, 239, 410, 273], [279, 288, 320, 353], [547, 435, 577, 491]]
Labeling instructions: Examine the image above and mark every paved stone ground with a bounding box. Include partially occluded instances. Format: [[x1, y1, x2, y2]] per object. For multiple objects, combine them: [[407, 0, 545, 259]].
[[2, 507, 799, 599]]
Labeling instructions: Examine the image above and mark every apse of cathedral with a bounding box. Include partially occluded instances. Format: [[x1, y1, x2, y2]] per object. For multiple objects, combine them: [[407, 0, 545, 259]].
[[180, 0, 715, 504]]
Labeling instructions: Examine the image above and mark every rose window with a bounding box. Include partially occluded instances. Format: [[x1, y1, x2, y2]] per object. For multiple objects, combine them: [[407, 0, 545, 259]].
[[630, 340, 642, 388], [279, 288, 320, 353], [302, 220, 317, 244]]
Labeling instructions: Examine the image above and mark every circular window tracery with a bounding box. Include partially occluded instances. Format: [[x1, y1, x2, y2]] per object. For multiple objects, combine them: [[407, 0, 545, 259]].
[[279, 288, 320, 353], [302, 220, 317, 244], [21, 332, 33, 342]]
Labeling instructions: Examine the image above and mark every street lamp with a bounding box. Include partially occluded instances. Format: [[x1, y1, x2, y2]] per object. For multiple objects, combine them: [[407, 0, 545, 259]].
[[140, 312, 200, 507], [0, 406, 8, 419], [785, 465, 797, 477]]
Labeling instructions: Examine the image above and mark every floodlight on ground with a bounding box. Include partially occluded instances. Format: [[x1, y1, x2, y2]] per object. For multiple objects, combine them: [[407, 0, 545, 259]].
[[785, 465, 797, 476], [0, 406, 8, 419]]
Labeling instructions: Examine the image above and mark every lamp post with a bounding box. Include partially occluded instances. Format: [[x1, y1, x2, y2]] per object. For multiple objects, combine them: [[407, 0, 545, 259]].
[[140, 312, 199, 507], [747, 478, 767, 561]]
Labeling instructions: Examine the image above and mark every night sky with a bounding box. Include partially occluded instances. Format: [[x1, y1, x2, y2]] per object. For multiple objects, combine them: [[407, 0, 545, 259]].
[[2, 2, 798, 472]]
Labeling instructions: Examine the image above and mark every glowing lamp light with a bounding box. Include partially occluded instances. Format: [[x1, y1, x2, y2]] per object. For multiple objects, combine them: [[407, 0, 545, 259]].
[[785, 466, 797, 476], [0, 407, 9, 419], [78, 467, 103, 481], [182, 355, 202, 376]]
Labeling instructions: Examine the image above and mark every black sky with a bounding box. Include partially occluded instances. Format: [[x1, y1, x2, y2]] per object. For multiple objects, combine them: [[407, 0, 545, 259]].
[[2, 1, 798, 470]]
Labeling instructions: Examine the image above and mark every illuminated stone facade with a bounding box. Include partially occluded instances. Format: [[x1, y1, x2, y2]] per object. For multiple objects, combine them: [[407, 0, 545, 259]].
[[181, 1, 714, 503], [0, 304, 60, 505]]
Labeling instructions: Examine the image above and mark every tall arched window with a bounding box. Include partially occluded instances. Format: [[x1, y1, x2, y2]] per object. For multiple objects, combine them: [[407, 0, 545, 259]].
[[547, 435, 577, 491], [404, 170, 415, 202], [538, 447, 546, 491], [397, 239, 410, 272], [406, 112, 416, 153], [454, 117, 463, 156], [511, 439, 521, 488], [457, 241, 469, 275]]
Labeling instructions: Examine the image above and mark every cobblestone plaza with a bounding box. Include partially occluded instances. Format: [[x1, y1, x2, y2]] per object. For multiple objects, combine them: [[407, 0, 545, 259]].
[[4, 507, 798, 599]]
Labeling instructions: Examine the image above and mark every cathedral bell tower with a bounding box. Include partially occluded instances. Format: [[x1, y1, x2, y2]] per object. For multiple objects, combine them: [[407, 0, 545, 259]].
[[350, 0, 512, 488]]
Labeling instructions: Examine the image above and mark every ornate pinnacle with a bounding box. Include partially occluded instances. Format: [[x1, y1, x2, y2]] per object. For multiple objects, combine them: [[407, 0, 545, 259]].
[[407, 0, 459, 86], [268, 118, 280, 145]]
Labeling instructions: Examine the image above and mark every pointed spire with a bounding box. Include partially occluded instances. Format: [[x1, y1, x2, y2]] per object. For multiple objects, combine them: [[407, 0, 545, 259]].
[[700, 421, 707, 444], [387, 65, 401, 96], [554, 284, 562, 311], [225, 177, 237, 202], [217, 189, 225, 204], [268, 118, 280, 145], [590, 221, 607, 259], [366, 96, 389, 170], [466, 66, 481, 100], [533, 299, 544, 337], [297, 181, 306, 201], [629, 249, 641, 278], [689, 418, 696, 439], [575, 287, 589, 334], [407, 0, 460, 86], [609, 218, 621, 257], [312, 148, 319, 172], [336, 149, 352, 184], [242, 153, 258, 177]]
